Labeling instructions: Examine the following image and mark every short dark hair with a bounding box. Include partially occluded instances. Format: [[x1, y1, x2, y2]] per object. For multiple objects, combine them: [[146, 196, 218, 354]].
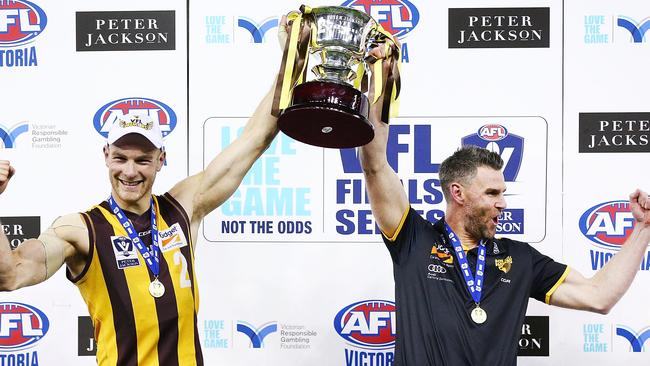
[[439, 146, 503, 201]]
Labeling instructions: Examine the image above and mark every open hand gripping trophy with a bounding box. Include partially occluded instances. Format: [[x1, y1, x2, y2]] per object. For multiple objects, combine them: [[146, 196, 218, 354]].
[[272, 5, 401, 148]]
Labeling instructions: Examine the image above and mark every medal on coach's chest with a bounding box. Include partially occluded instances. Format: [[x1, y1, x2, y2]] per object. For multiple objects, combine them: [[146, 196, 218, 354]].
[[108, 196, 165, 298], [444, 222, 488, 324]]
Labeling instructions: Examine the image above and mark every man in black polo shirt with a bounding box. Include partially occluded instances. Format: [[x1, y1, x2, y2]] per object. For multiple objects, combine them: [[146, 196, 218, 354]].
[[359, 58, 650, 365]]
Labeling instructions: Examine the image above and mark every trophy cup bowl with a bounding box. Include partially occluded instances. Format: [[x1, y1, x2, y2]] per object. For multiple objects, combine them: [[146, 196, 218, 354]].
[[277, 6, 378, 148]]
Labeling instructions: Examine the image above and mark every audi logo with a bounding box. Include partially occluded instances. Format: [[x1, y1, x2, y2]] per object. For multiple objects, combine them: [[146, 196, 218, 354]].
[[428, 264, 447, 273]]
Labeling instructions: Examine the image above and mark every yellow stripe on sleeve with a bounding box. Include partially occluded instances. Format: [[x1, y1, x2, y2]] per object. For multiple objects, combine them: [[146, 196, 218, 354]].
[[382, 207, 410, 242], [545, 266, 571, 305]]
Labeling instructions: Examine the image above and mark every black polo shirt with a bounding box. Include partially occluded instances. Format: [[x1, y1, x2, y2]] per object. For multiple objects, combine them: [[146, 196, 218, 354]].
[[383, 208, 569, 366]]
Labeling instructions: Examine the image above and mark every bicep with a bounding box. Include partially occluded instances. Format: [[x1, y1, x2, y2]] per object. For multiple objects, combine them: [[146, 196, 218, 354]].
[[548, 269, 597, 311]]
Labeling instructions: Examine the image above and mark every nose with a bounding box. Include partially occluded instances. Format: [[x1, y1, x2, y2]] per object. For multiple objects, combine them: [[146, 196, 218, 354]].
[[495, 195, 507, 210], [122, 161, 138, 178]]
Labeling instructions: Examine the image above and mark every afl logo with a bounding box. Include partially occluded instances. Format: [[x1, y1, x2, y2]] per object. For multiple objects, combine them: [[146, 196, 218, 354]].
[[93, 97, 177, 139], [0, 0, 47, 47], [342, 0, 419, 39], [478, 124, 508, 142], [579, 200, 636, 250], [333, 300, 396, 349], [0, 302, 49, 351]]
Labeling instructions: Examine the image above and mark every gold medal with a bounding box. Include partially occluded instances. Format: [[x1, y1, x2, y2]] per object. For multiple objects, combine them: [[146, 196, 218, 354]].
[[149, 278, 165, 298], [470, 305, 487, 324]]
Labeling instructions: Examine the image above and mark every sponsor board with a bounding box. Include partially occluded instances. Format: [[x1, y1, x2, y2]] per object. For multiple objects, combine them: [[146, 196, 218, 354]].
[[0, 216, 40, 249], [203, 117, 546, 243], [517, 316, 549, 356], [0, 302, 49, 365], [342, 0, 420, 62], [579, 113, 650, 153], [0, 0, 47, 68], [202, 319, 317, 350], [580, 200, 650, 271], [77, 316, 96, 356], [449, 8, 550, 48], [334, 300, 395, 365], [584, 15, 650, 44], [76, 11, 175, 51]]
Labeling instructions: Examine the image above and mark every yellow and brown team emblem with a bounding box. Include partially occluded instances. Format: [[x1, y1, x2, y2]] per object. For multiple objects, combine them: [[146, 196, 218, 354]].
[[431, 246, 454, 264], [495, 256, 513, 273]]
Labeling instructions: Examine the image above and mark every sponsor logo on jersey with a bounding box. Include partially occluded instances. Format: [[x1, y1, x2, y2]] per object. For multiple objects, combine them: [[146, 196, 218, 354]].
[[159, 223, 188, 252], [110, 236, 141, 269], [495, 256, 513, 273]]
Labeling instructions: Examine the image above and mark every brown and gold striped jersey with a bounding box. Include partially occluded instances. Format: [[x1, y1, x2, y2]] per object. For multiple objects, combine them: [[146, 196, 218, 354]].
[[68, 193, 203, 366]]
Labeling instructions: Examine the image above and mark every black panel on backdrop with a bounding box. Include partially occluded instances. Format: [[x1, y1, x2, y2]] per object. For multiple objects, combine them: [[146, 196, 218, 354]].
[[76, 11, 175, 51], [579, 112, 650, 152], [78, 316, 97, 356], [0, 216, 40, 250], [518, 316, 550, 357], [449, 8, 550, 48]]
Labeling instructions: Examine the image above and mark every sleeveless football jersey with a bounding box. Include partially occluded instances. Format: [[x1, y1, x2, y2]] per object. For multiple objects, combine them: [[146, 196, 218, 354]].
[[68, 193, 203, 366]]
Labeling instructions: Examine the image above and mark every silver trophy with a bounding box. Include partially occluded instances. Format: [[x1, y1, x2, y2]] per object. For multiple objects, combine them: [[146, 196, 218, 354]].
[[274, 5, 399, 148]]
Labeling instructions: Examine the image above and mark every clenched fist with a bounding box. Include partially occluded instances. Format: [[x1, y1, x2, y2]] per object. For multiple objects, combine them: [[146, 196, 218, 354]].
[[0, 160, 15, 195]]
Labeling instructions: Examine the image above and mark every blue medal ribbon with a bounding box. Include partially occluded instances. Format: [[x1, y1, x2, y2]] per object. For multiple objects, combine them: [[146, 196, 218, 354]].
[[444, 222, 486, 305], [108, 196, 160, 277]]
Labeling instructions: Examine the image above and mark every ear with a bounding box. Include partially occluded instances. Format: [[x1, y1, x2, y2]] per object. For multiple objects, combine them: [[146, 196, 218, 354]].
[[156, 150, 166, 172], [103, 145, 110, 166], [449, 182, 465, 205]]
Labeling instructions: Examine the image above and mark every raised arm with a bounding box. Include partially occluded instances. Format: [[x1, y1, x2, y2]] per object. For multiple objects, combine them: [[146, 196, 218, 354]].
[[168, 89, 278, 224], [549, 189, 650, 313], [0, 161, 88, 291], [359, 48, 409, 238]]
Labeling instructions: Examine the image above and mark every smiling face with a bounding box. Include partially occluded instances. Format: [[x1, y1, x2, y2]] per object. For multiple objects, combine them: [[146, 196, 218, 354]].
[[461, 166, 507, 240], [103, 133, 165, 212]]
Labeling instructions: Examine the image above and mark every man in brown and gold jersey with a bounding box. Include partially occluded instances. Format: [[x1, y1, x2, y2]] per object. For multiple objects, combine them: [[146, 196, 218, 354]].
[[0, 92, 278, 364]]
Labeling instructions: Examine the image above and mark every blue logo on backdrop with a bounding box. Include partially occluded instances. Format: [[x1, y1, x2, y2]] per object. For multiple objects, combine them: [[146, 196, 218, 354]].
[[0, 123, 28, 148], [461, 124, 524, 182], [0, 0, 47, 68], [342, 0, 419, 63], [616, 326, 650, 352], [237, 17, 278, 43], [93, 97, 177, 139], [617, 16, 650, 43], [236, 321, 277, 348]]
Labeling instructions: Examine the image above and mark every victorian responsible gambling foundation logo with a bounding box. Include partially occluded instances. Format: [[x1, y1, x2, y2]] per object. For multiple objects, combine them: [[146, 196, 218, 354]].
[[205, 15, 278, 44], [0, 122, 28, 148], [616, 325, 650, 352], [334, 300, 396, 366], [0, 0, 47, 68], [579, 200, 650, 271], [449, 7, 550, 48], [343, 0, 419, 63], [235, 321, 277, 348], [584, 15, 650, 44], [0, 302, 50, 365], [92, 97, 177, 139]]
